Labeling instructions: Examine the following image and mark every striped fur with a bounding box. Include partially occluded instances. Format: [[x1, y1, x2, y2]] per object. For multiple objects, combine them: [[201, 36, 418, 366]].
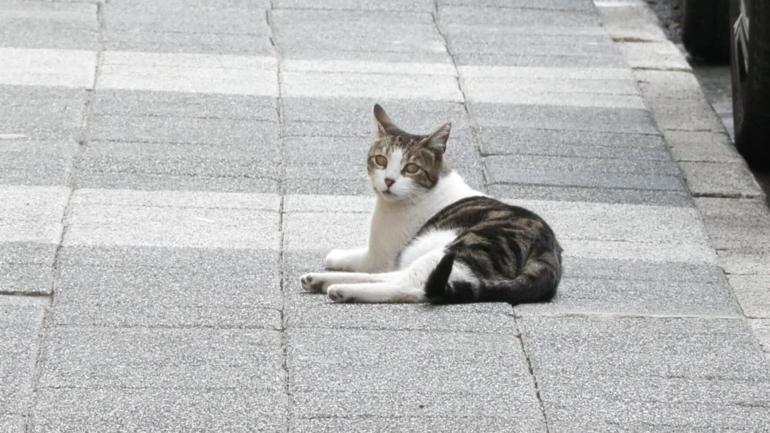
[[300, 105, 562, 305]]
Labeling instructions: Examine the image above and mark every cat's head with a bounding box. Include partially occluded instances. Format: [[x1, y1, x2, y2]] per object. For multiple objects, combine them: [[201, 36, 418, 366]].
[[367, 104, 451, 202]]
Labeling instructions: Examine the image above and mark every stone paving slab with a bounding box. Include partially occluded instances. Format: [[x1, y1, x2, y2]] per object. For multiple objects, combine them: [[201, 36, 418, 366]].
[[751, 319, 770, 357], [0, 298, 46, 418], [0, 138, 78, 186], [0, 185, 69, 245], [478, 128, 669, 160], [39, 326, 284, 390], [76, 140, 280, 193], [694, 197, 770, 250], [439, 6, 599, 27], [32, 387, 287, 433], [665, 130, 743, 163], [488, 183, 694, 207], [0, 1, 97, 50], [0, 86, 87, 140], [52, 246, 281, 329], [519, 315, 770, 432], [63, 189, 281, 250], [98, 52, 278, 96], [274, 0, 434, 11], [727, 275, 770, 319], [288, 327, 545, 432], [439, 0, 595, 11], [0, 242, 56, 295], [472, 103, 659, 134], [680, 162, 763, 198], [485, 155, 685, 192], [0, 47, 95, 89]]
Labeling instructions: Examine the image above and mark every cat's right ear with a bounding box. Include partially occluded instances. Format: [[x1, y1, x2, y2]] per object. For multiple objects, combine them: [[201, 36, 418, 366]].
[[373, 104, 396, 137]]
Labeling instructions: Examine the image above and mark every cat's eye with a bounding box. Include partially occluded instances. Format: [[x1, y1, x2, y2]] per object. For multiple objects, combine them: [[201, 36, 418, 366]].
[[373, 155, 388, 168], [403, 163, 420, 174]]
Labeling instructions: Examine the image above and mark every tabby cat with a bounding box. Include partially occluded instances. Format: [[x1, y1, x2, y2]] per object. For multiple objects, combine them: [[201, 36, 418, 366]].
[[300, 104, 562, 304]]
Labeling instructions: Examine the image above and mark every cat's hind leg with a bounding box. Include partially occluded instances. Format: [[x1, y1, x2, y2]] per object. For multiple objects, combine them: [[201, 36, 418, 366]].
[[327, 281, 424, 303], [324, 247, 368, 271], [300, 271, 398, 294], [327, 249, 445, 303]]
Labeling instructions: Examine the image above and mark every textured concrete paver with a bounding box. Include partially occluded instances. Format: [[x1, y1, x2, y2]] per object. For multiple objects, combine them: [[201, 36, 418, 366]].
[[0, 298, 46, 419], [0, 48, 95, 88], [519, 316, 770, 432], [99, 52, 278, 95]]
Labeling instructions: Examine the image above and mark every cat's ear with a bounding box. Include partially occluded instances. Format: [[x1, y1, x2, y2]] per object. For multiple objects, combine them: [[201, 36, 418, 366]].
[[373, 103, 396, 137], [422, 122, 452, 155]]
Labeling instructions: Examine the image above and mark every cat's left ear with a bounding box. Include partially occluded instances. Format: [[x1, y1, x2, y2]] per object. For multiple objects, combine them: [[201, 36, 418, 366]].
[[422, 122, 452, 155]]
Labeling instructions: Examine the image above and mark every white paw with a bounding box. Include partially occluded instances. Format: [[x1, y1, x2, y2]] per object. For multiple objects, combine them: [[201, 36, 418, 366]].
[[327, 285, 352, 303], [300, 273, 326, 293], [324, 249, 351, 271]]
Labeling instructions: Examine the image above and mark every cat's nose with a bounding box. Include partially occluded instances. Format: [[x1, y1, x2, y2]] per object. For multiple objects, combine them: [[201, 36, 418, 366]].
[[384, 178, 395, 188]]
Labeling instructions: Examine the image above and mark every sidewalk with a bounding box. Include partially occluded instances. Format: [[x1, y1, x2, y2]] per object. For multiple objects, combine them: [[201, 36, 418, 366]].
[[1, 0, 769, 432]]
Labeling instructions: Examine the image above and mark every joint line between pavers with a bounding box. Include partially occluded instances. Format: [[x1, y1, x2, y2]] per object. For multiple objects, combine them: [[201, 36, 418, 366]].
[[431, 0, 490, 193], [266, 4, 292, 433], [512, 314, 552, 433], [23, 4, 107, 432]]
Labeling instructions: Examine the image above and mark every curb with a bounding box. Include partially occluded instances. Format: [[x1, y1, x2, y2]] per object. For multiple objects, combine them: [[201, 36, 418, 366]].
[[595, 0, 770, 357]]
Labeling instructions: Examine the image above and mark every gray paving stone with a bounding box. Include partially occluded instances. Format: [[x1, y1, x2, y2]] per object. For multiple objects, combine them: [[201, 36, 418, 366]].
[[288, 327, 545, 432], [282, 97, 468, 130], [448, 32, 617, 58], [89, 114, 279, 147], [291, 417, 534, 433], [92, 90, 278, 121], [438, 0, 595, 11], [0, 297, 46, 417], [32, 387, 286, 433], [563, 257, 727, 283], [0, 138, 78, 186], [453, 51, 627, 67], [0, 414, 23, 433], [643, 94, 725, 132], [272, 10, 441, 55], [0, 1, 97, 50], [52, 245, 281, 328], [728, 275, 770, 319], [40, 326, 284, 390], [718, 250, 770, 276], [665, 130, 743, 163], [517, 276, 739, 317], [439, 6, 599, 27], [694, 197, 770, 250], [595, 0, 667, 42], [680, 162, 763, 198], [488, 183, 693, 207], [104, 32, 274, 56], [0, 242, 56, 295], [471, 103, 659, 135], [520, 316, 770, 432], [0, 185, 69, 245], [64, 189, 281, 250], [620, 40, 692, 70], [478, 128, 669, 160], [750, 319, 770, 357], [75, 140, 279, 193], [0, 86, 87, 140], [484, 155, 685, 191], [275, 0, 434, 11], [103, 2, 270, 36]]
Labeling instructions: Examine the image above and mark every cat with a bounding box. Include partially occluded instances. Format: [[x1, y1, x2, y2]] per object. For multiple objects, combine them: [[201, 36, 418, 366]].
[[300, 104, 562, 304]]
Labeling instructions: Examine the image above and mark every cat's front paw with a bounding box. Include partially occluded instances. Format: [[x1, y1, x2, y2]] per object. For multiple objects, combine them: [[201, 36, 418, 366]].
[[300, 273, 326, 293], [327, 285, 353, 303]]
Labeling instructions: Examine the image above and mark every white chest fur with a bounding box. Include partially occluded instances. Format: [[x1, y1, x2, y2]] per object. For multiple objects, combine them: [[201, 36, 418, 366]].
[[365, 171, 483, 271]]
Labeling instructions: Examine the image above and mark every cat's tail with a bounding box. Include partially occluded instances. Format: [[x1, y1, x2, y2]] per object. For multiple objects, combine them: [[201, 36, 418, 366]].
[[424, 252, 560, 305]]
